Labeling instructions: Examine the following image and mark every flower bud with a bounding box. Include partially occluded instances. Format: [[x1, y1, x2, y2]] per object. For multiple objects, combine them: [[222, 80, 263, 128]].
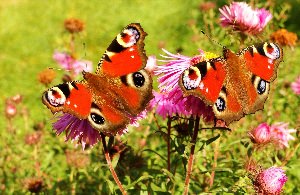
[[5, 102, 17, 119], [249, 123, 271, 144]]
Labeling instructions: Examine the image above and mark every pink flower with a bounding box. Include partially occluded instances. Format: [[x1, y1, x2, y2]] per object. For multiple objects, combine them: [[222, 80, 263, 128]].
[[53, 51, 92, 76], [291, 76, 300, 95], [53, 111, 147, 149], [219, 2, 272, 35], [150, 90, 191, 119], [72, 60, 93, 76], [270, 122, 296, 148], [249, 122, 296, 148], [155, 49, 205, 93], [254, 167, 287, 194], [249, 123, 271, 144], [151, 49, 214, 121], [5, 102, 17, 119], [53, 114, 101, 149]]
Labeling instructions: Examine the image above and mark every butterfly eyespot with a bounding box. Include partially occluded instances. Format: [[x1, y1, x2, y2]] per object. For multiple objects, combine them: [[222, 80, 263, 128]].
[[132, 72, 145, 87], [122, 69, 150, 90], [264, 43, 280, 60], [257, 79, 267, 94], [88, 107, 106, 129], [182, 67, 201, 90], [90, 113, 105, 125], [252, 76, 269, 95], [45, 88, 66, 107], [117, 26, 140, 48], [215, 97, 226, 112]]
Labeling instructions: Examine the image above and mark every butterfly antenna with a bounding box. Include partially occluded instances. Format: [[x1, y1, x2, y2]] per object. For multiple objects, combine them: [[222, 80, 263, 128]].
[[201, 30, 226, 49], [82, 42, 88, 70], [48, 67, 71, 72]]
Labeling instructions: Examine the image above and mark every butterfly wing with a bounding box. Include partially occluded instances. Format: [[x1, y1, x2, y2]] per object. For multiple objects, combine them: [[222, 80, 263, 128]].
[[179, 57, 244, 123], [96, 23, 147, 77], [42, 81, 92, 119], [179, 59, 226, 105], [238, 42, 283, 114], [240, 42, 283, 82], [42, 80, 130, 135], [214, 43, 283, 124]]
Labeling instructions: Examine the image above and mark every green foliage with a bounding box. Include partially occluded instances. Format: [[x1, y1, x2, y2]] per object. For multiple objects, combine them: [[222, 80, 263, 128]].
[[0, 0, 299, 194]]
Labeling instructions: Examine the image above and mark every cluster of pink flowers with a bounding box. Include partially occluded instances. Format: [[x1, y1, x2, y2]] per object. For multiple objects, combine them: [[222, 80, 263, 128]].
[[150, 49, 214, 121], [53, 51, 93, 76], [5, 94, 23, 119], [249, 122, 296, 148], [219, 2, 272, 35]]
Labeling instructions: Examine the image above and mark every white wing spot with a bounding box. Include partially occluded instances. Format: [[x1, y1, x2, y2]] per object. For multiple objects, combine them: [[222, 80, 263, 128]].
[[74, 104, 78, 108], [268, 59, 273, 64], [66, 101, 70, 105], [131, 55, 135, 58], [268, 65, 271, 69], [199, 82, 204, 90], [206, 88, 209, 93], [129, 48, 134, 52]]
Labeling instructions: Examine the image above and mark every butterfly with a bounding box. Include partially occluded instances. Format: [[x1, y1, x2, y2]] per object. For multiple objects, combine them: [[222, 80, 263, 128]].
[[179, 42, 283, 125], [42, 23, 153, 136]]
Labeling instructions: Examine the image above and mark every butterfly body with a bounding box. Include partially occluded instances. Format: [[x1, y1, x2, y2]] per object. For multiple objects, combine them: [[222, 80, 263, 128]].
[[180, 43, 283, 124], [43, 23, 153, 136]]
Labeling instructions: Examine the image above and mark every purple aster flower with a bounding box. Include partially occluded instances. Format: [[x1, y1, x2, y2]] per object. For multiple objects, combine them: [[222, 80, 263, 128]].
[[270, 122, 296, 148], [291, 76, 300, 95], [219, 2, 272, 35], [53, 51, 92, 76], [151, 49, 214, 121], [53, 111, 147, 149], [254, 167, 287, 194], [53, 114, 101, 149], [150, 90, 191, 119], [155, 49, 205, 93]]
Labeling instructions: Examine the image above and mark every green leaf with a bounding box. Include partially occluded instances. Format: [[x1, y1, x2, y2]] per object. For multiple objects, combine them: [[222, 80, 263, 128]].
[[125, 175, 153, 190], [161, 169, 175, 183], [247, 147, 253, 158], [206, 134, 220, 145], [106, 179, 115, 193], [111, 153, 120, 168]]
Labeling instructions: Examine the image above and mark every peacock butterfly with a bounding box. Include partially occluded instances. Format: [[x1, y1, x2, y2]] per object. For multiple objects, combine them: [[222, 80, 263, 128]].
[[42, 23, 153, 135], [179, 42, 283, 125]]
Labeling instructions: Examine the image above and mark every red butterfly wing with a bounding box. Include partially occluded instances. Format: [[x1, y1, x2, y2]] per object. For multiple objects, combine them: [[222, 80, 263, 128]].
[[179, 59, 226, 105], [42, 82, 92, 119], [240, 42, 283, 82], [96, 23, 147, 77]]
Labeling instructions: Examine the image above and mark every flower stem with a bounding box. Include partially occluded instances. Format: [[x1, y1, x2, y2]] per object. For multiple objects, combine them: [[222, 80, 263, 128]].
[[209, 137, 220, 188], [101, 134, 127, 195], [183, 116, 200, 195], [167, 116, 171, 172]]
